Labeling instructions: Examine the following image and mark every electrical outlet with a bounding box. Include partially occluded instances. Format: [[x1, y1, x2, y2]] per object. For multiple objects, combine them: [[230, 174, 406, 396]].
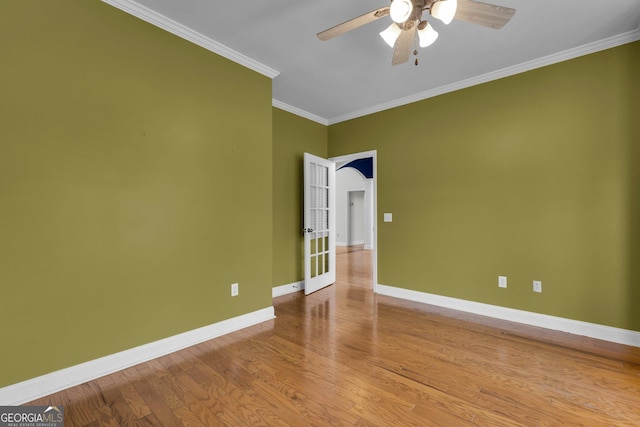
[[498, 276, 507, 288], [533, 280, 542, 293], [231, 282, 239, 297]]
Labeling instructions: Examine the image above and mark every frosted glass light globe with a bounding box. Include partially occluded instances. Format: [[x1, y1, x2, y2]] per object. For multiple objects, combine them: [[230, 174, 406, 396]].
[[390, 0, 413, 24]]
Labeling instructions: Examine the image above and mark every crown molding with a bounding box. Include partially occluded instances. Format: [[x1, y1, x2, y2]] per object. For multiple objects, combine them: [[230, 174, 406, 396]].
[[98, 0, 638, 126], [101, 0, 279, 79], [328, 28, 640, 125], [273, 99, 329, 126]]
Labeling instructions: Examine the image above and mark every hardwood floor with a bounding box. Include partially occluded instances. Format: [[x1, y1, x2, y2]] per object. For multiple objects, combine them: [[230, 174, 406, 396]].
[[30, 246, 640, 426]]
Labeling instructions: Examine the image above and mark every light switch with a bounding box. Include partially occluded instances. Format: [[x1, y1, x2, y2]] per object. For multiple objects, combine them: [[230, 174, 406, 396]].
[[384, 213, 392, 222]]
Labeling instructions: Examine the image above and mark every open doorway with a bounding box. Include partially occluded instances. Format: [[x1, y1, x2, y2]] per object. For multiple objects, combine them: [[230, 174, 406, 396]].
[[330, 151, 377, 291], [348, 191, 365, 246]]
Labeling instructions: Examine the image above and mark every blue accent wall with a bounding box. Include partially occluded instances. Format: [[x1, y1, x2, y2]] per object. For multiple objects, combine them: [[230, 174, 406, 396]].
[[337, 157, 373, 179]]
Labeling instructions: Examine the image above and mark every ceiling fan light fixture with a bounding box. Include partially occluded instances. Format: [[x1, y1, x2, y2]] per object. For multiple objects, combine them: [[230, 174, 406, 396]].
[[390, 0, 413, 24], [431, 0, 458, 25], [379, 23, 402, 47], [418, 22, 438, 47]]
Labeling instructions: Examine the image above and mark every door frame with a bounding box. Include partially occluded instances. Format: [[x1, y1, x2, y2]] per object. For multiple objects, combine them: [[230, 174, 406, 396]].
[[330, 150, 378, 291]]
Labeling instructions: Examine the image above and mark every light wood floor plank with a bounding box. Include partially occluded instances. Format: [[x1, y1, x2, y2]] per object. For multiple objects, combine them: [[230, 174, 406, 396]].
[[28, 245, 640, 425]]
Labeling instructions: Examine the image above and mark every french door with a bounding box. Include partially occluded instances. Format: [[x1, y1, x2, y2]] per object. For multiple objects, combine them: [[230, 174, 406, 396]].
[[303, 153, 336, 295]]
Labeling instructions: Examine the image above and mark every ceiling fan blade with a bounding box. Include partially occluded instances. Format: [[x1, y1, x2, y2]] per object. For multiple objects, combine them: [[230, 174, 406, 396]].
[[317, 7, 390, 41], [391, 21, 417, 66], [454, 0, 516, 29]]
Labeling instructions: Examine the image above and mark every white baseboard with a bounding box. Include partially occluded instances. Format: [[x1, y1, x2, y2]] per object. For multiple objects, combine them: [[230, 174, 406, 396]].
[[376, 284, 640, 348], [272, 281, 304, 297], [0, 306, 275, 405], [337, 242, 367, 247]]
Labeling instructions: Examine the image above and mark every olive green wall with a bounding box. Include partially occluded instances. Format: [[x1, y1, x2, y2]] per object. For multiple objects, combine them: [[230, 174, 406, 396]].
[[272, 108, 328, 286], [0, 1, 273, 387], [630, 42, 640, 331], [2, 0, 637, 390], [329, 41, 640, 332]]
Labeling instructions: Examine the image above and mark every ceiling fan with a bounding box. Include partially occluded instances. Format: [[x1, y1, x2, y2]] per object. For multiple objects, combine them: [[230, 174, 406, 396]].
[[317, 0, 516, 66]]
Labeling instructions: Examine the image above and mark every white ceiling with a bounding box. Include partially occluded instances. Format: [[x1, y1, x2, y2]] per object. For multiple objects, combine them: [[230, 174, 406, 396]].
[[104, 0, 640, 124]]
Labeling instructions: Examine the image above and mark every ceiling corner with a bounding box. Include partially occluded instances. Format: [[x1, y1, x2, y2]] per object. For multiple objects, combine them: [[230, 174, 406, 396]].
[[272, 100, 329, 126], [100, 0, 280, 79]]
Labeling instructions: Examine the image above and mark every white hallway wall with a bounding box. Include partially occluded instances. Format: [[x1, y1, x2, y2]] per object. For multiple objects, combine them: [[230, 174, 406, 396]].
[[336, 167, 373, 248]]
